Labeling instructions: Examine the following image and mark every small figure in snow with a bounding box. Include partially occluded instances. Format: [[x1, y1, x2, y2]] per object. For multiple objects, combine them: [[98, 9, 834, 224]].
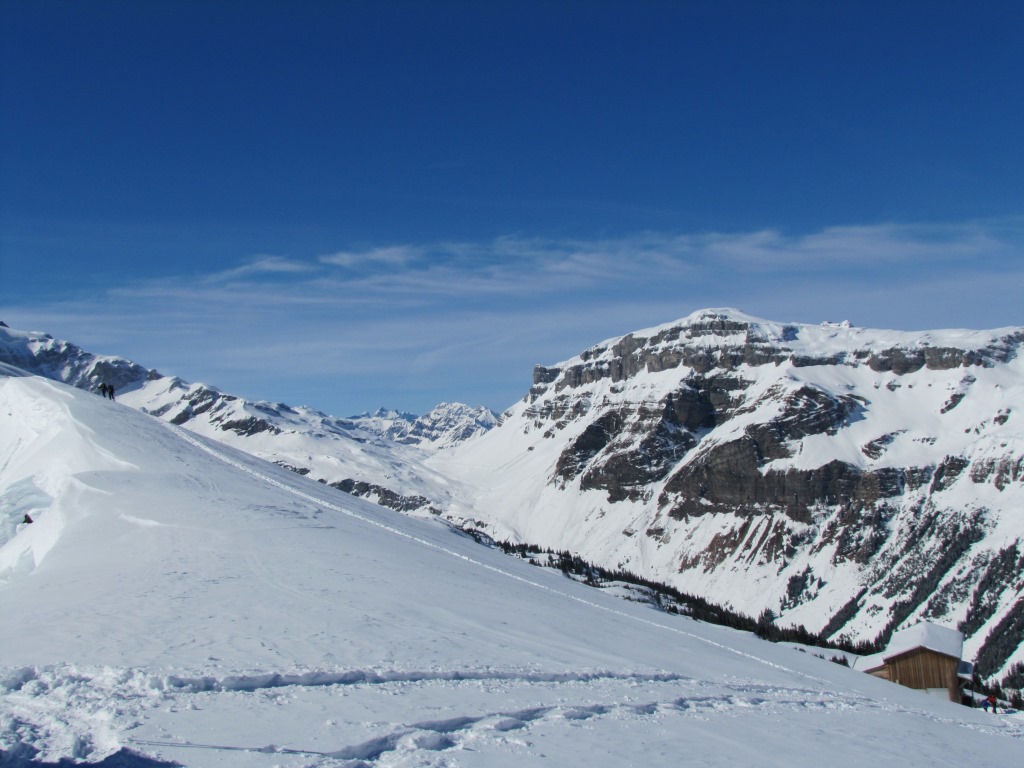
[[98, 383, 108, 397], [107, 384, 116, 400], [23, 514, 33, 524], [987, 694, 998, 714]]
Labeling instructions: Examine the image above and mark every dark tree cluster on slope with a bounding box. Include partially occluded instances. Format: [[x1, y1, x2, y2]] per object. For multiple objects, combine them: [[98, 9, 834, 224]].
[[484, 537, 879, 656], [973, 596, 1024, 680]]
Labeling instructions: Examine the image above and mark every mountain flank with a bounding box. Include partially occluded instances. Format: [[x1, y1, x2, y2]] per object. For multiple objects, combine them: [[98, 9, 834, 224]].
[[429, 309, 1024, 686]]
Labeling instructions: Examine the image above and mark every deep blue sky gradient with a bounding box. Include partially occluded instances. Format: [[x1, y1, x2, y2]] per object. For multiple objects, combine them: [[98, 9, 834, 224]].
[[2, 1, 1022, 414]]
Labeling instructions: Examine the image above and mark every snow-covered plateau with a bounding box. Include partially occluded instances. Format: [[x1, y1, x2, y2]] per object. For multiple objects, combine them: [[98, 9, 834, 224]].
[[2, 358, 1023, 765]]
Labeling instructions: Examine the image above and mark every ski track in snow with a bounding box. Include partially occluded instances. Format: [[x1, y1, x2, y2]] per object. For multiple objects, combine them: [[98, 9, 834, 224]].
[[6, 662, 1022, 766], [130, 686, 859, 763]]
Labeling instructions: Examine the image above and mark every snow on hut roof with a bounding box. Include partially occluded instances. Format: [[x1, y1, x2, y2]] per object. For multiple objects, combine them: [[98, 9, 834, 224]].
[[885, 622, 964, 660], [853, 622, 964, 672]]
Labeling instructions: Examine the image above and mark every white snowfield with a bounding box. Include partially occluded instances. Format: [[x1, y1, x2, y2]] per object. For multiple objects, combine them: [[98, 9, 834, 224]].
[[2, 372, 1022, 766]]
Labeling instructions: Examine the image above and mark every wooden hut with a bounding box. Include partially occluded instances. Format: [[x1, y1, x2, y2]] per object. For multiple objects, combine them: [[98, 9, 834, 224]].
[[853, 622, 972, 702]]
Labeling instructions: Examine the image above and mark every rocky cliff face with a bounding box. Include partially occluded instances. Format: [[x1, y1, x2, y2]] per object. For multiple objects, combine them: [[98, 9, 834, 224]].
[[430, 309, 1024, 680]]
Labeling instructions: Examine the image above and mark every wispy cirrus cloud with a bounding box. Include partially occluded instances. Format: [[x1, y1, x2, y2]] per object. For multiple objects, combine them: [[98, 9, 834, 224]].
[[690, 222, 1008, 270], [318, 245, 423, 269], [203, 254, 319, 283], [117, 223, 1006, 310]]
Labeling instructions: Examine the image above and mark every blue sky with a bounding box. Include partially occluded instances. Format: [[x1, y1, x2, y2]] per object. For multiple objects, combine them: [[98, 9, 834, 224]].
[[2, 1, 1022, 415]]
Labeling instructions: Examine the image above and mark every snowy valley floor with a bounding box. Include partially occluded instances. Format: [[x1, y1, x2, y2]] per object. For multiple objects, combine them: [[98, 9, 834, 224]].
[[5, 661, 1023, 767], [8, 663, 1024, 768]]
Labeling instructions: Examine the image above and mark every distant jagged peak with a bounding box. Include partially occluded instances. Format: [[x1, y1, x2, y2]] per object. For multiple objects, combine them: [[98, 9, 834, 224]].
[[367, 406, 418, 422], [352, 401, 499, 449], [423, 401, 499, 423], [0, 322, 496, 451]]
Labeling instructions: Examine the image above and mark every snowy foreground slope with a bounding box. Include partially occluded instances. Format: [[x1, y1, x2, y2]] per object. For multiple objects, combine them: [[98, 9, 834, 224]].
[[2, 368, 1023, 765]]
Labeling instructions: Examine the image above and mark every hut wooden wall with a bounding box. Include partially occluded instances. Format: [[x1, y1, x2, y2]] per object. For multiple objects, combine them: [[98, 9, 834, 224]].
[[885, 648, 960, 701]]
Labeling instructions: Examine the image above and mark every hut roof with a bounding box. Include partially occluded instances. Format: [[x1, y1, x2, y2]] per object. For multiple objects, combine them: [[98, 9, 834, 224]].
[[853, 622, 964, 672]]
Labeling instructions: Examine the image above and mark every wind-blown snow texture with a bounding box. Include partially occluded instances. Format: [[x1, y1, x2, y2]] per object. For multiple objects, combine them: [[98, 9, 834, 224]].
[[2, 367, 1023, 765]]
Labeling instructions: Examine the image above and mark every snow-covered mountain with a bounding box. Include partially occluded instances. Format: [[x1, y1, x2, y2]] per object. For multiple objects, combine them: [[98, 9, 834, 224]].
[[0, 323, 495, 516], [430, 308, 1024, 683], [5, 310, 1024, 689], [3, 361, 1023, 766]]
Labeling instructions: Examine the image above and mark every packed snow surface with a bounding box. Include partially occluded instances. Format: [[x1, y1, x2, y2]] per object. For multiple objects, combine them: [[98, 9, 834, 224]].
[[2, 371, 1023, 766]]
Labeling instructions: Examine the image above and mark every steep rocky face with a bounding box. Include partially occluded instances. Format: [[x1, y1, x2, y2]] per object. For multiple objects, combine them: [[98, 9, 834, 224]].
[[432, 309, 1024, 680], [325, 478, 441, 515]]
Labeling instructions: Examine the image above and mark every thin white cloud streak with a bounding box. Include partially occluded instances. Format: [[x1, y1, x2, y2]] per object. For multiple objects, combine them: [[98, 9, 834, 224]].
[[18, 223, 1024, 342], [202, 255, 318, 283], [691, 223, 1007, 271], [101, 220, 1022, 310], [318, 245, 423, 268]]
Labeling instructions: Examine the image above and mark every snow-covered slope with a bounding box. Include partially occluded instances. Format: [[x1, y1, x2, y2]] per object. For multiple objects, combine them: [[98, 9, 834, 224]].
[[430, 308, 1024, 681], [2, 368, 1023, 765], [0, 324, 493, 516]]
